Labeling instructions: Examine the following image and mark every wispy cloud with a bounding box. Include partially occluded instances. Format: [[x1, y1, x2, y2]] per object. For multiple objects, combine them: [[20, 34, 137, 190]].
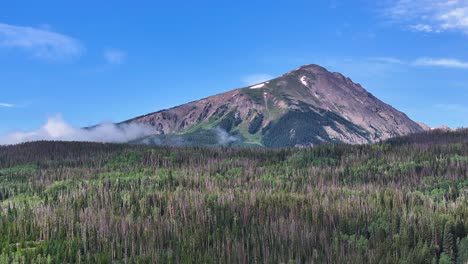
[[242, 74, 274, 86], [410, 24, 437, 33], [371, 56, 468, 69], [0, 22, 83, 60], [104, 49, 127, 65], [0, 102, 15, 108], [382, 0, 468, 34], [413, 58, 468, 68]]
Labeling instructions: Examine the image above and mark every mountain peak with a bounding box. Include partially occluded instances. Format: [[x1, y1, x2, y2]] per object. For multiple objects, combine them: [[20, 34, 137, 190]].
[[284, 64, 328, 76], [299, 63, 327, 71], [125, 64, 424, 147]]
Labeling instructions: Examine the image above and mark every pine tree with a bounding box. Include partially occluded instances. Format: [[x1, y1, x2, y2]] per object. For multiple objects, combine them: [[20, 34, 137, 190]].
[[443, 222, 456, 263]]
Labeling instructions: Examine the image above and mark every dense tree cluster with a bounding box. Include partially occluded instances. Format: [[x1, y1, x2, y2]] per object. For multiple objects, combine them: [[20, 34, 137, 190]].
[[0, 129, 467, 263]]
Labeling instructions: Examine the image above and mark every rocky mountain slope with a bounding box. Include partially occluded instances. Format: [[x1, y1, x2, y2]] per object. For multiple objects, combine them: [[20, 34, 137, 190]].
[[123, 64, 425, 147]]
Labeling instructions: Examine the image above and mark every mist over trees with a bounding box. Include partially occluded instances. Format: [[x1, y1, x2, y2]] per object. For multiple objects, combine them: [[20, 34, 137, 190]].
[[0, 129, 467, 263]]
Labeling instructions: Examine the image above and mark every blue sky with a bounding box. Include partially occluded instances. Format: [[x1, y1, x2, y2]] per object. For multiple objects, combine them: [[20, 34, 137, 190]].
[[1, 0, 468, 135]]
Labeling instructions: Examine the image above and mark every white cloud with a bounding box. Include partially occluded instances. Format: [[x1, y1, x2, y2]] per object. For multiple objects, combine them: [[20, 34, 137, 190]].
[[383, 0, 468, 34], [0, 103, 15, 108], [0, 115, 155, 145], [242, 74, 274, 86], [410, 24, 436, 32], [213, 127, 239, 145], [371, 56, 468, 69], [413, 58, 468, 68], [0, 22, 84, 60], [439, 7, 468, 30], [104, 49, 126, 65]]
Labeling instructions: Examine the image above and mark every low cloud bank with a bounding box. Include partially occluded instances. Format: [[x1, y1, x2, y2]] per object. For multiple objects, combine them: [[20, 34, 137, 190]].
[[138, 127, 239, 146], [0, 115, 154, 145]]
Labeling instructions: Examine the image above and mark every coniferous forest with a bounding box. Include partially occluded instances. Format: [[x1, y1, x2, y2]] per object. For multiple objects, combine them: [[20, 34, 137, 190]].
[[0, 129, 467, 264]]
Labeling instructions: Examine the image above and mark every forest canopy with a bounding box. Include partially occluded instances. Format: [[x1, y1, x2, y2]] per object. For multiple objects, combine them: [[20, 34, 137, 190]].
[[0, 129, 467, 263]]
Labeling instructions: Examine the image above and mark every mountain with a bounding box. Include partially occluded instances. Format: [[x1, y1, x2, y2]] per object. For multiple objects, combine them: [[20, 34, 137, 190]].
[[123, 64, 424, 147], [432, 125, 453, 131], [417, 122, 431, 131]]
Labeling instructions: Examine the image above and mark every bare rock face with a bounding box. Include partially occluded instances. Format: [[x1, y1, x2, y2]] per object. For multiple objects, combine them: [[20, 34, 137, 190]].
[[417, 122, 432, 131], [124, 64, 424, 147]]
